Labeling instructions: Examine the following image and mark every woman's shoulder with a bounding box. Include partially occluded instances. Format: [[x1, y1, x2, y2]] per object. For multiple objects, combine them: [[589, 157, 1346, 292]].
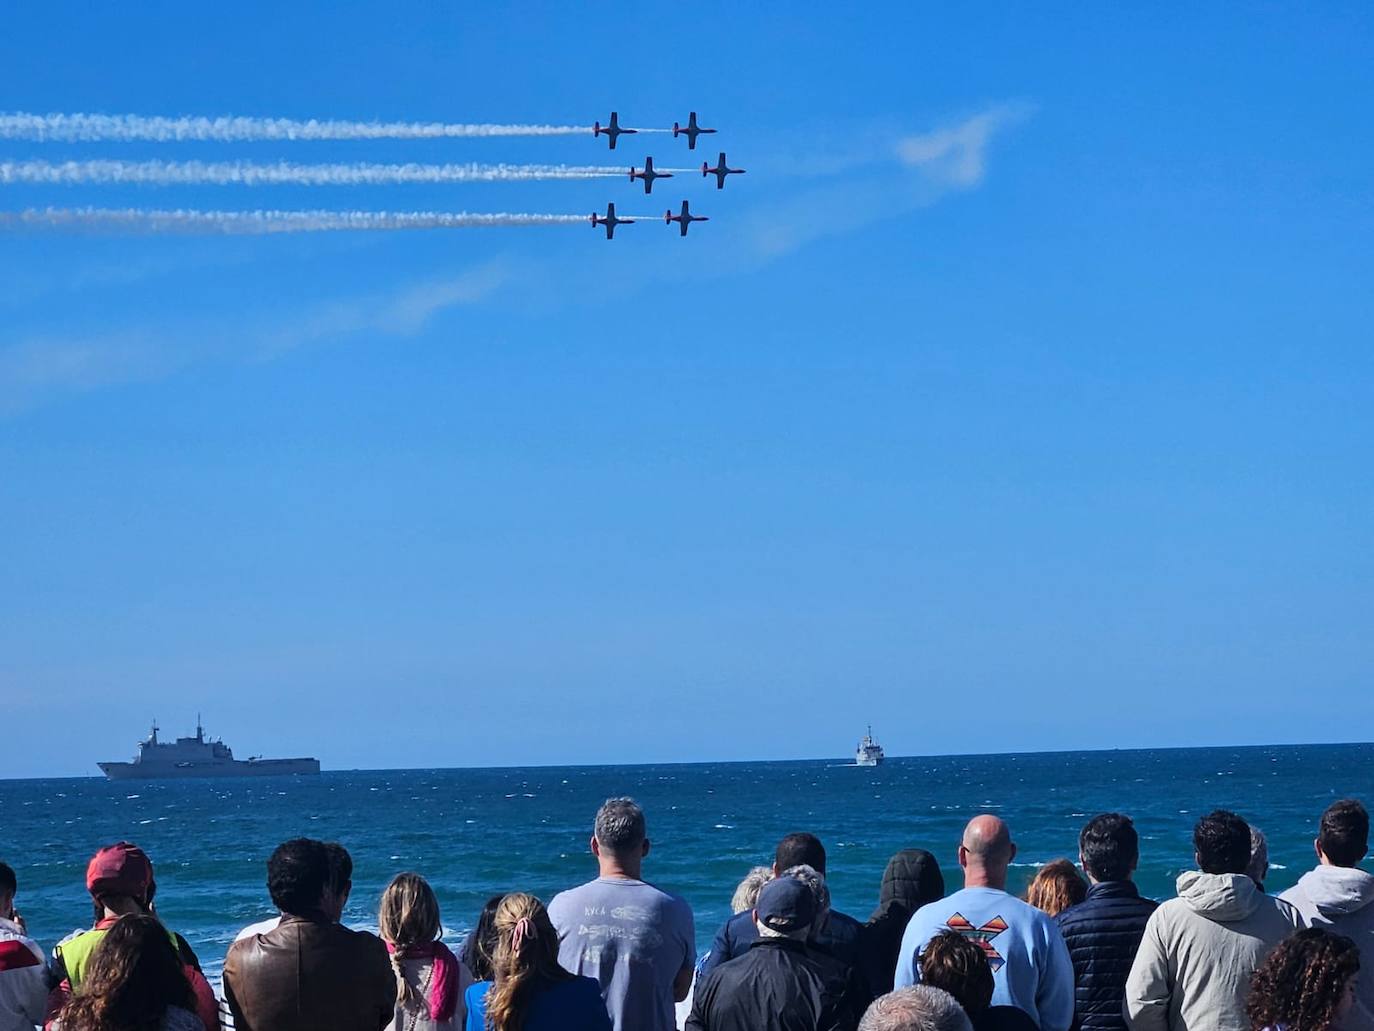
[[465, 979, 491, 1004], [531, 974, 605, 1011]]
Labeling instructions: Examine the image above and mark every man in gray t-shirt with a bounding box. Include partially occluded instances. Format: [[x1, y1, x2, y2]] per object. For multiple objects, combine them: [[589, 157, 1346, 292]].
[[548, 797, 695, 1031]]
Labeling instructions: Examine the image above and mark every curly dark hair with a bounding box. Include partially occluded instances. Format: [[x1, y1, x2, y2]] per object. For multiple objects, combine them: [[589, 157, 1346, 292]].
[[1246, 927, 1359, 1031], [57, 914, 195, 1031], [1194, 810, 1252, 874], [919, 929, 994, 1017], [1080, 812, 1139, 882]]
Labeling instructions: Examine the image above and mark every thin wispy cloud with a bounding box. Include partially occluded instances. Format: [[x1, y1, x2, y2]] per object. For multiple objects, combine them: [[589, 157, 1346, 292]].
[[0, 263, 508, 413], [744, 102, 1033, 259], [896, 103, 1034, 187]]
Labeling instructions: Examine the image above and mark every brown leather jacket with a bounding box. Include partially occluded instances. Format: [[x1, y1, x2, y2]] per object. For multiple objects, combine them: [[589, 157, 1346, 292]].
[[223, 914, 395, 1031]]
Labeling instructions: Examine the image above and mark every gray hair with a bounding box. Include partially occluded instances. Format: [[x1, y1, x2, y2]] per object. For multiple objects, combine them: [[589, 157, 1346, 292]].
[[781, 863, 831, 935], [731, 866, 774, 914], [1247, 826, 1269, 886], [859, 987, 974, 1031], [594, 797, 646, 853], [756, 919, 809, 941]]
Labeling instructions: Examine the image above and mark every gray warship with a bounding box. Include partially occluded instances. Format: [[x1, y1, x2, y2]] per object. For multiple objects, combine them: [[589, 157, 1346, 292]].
[[98, 719, 320, 780]]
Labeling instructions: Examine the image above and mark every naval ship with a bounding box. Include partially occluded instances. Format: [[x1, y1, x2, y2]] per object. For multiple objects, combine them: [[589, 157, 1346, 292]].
[[855, 725, 885, 766], [98, 719, 320, 780]]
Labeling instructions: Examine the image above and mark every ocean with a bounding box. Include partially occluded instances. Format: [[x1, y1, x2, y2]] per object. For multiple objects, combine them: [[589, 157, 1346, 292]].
[[3, 743, 1371, 982]]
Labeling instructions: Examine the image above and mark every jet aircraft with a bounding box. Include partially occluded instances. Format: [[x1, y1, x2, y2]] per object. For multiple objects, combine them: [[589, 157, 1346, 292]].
[[665, 200, 709, 237], [591, 202, 634, 240], [702, 152, 745, 189], [672, 112, 716, 150], [629, 156, 673, 194], [593, 112, 636, 150]]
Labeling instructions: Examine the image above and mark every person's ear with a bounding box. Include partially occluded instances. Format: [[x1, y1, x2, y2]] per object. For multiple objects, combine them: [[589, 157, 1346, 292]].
[[957, 845, 970, 869], [1194, 850, 1203, 869], [1008, 842, 1018, 864], [642, 839, 651, 859], [591, 836, 601, 859], [772, 862, 782, 878], [1314, 837, 1324, 862]]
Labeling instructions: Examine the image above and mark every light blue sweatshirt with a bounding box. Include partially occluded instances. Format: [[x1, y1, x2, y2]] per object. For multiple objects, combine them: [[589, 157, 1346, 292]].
[[894, 886, 1075, 1031]]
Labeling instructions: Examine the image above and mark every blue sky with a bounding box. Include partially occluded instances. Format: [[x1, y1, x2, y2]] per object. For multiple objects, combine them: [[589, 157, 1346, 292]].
[[1, 4, 1371, 778]]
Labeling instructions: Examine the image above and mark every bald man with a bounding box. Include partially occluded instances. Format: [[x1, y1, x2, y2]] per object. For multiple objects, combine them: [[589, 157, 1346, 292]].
[[894, 816, 1074, 1031]]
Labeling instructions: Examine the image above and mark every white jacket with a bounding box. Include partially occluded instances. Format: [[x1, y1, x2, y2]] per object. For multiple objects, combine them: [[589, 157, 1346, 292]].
[[1124, 872, 1299, 1031], [0, 916, 47, 1031], [1280, 865, 1374, 1028]]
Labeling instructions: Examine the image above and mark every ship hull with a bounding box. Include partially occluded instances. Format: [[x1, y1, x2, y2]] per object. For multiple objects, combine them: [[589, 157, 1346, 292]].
[[855, 755, 884, 766], [98, 758, 320, 780]]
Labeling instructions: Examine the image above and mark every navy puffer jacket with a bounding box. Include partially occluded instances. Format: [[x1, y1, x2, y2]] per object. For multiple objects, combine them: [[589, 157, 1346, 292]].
[[1055, 881, 1158, 1031]]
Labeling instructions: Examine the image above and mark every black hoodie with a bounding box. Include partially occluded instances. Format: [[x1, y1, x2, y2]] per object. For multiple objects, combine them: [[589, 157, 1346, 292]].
[[861, 849, 946, 995]]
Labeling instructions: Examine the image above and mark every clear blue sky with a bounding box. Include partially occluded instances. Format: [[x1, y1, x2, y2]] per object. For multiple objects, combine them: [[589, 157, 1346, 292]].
[[1, 4, 1371, 778]]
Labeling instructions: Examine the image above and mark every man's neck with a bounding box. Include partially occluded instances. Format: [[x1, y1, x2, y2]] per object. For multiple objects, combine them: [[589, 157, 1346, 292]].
[[963, 868, 1006, 891], [597, 857, 642, 881]]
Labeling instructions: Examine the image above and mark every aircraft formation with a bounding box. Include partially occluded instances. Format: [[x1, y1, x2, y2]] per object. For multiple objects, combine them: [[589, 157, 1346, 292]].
[[591, 111, 745, 240], [0, 108, 744, 242]]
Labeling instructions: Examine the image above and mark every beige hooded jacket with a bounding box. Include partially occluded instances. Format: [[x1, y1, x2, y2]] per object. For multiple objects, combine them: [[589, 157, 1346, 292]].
[[1123, 872, 1299, 1031]]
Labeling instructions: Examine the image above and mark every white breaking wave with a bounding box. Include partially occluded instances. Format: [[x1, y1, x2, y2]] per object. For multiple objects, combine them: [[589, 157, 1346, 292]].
[[0, 159, 644, 186], [0, 112, 591, 142], [0, 207, 590, 234]]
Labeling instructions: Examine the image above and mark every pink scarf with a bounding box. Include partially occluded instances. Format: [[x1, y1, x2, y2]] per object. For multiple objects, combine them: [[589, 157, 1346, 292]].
[[387, 940, 459, 1022]]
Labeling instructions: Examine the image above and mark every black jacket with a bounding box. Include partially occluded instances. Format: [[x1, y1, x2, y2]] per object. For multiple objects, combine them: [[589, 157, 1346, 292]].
[[686, 937, 862, 1031], [702, 908, 869, 1001], [862, 849, 945, 996], [1055, 881, 1158, 1031]]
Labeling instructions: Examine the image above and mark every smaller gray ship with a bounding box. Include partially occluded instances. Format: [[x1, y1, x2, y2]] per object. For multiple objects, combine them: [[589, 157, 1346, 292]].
[[99, 719, 320, 780], [855, 725, 885, 766]]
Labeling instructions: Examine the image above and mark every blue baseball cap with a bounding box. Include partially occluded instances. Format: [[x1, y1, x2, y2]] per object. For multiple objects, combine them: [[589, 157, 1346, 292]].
[[756, 874, 816, 933]]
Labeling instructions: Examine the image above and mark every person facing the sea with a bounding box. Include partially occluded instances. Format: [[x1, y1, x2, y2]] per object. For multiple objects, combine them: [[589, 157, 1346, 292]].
[[1124, 810, 1301, 1031], [458, 895, 505, 984], [1025, 860, 1086, 918], [45, 842, 219, 1030], [917, 930, 1036, 1031], [894, 815, 1074, 1031], [464, 892, 610, 1031], [223, 837, 394, 1031], [50, 914, 204, 1031], [701, 832, 869, 1002], [379, 873, 469, 1031], [859, 987, 973, 1031], [686, 873, 863, 1031], [732, 866, 775, 914], [0, 860, 47, 1031], [1248, 827, 1270, 892], [864, 849, 946, 996], [1279, 798, 1374, 1026], [1055, 813, 1158, 1031], [547, 797, 694, 1031], [233, 841, 353, 942], [1246, 927, 1359, 1031]]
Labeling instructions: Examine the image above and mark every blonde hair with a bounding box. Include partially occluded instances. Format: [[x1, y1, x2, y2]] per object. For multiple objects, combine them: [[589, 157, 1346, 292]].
[[1024, 858, 1087, 917], [731, 866, 774, 914], [484, 893, 571, 1031], [379, 872, 442, 1010]]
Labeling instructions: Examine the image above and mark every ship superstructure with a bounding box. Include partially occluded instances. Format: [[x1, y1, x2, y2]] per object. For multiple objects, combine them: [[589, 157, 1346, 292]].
[[98, 718, 320, 780], [855, 725, 885, 766]]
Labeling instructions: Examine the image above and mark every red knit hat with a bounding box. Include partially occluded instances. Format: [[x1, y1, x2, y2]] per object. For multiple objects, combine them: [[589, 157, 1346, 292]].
[[86, 842, 154, 902]]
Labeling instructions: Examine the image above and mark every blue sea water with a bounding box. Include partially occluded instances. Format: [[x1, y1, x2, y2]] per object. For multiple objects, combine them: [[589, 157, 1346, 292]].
[[2, 743, 1372, 982]]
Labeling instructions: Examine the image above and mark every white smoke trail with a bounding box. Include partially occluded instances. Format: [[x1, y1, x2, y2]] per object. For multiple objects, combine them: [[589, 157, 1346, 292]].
[[0, 207, 591, 234], [0, 112, 591, 142], [0, 159, 692, 186]]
